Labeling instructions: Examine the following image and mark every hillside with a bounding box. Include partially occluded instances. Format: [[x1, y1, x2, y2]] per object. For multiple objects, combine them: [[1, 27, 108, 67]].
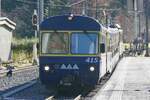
[[2, 0, 70, 37], [1, 0, 149, 41]]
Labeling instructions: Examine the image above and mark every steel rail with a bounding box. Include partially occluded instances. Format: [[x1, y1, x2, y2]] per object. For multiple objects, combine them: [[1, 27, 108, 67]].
[[74, 94, 82, 100], [1, 80, 37, 99], [45, 96, 55, 100]]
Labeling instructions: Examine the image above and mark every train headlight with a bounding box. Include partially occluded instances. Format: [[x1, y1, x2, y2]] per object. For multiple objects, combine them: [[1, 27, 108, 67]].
[[44, 66, 50, 71], [68, 14, 74, 20], [90, 66, 95, 72]]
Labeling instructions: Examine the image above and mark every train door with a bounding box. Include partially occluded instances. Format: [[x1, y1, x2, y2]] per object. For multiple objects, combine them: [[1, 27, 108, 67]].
[[100, 32, 107, 78]]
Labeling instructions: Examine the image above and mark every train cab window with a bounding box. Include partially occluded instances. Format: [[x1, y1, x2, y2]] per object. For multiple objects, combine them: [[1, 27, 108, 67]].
[[41, 32, 69, 54], [71, 32, 98, 54]]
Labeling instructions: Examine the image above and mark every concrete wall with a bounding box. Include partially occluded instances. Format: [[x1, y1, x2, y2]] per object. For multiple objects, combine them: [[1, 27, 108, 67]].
[[0, 26, 12, 61]]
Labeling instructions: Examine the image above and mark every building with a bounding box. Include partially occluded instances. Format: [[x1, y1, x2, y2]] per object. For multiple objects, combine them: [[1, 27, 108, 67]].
[[126, 0, 145, 41], [0, 17, 16, 62]]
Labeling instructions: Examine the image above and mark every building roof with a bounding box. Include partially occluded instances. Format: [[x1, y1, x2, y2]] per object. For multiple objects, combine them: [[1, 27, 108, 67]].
[[0, 17, 16, 30]]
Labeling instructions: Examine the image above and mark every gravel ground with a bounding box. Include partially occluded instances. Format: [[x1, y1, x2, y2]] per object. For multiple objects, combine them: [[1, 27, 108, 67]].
[[0, 66, 39, 95], [0, 66, 88, 100], [8, 80, 53, 100], [0, 63, 117, 100]]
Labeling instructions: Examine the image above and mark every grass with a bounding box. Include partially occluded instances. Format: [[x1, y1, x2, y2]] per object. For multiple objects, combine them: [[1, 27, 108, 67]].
[[11, 37, 39, 67]]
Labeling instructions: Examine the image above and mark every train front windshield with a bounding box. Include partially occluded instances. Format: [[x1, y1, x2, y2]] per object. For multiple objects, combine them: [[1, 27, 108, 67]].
[[41, 32, 69, 54], [71, 33, 98, 54], [41, 32, 98, 54]]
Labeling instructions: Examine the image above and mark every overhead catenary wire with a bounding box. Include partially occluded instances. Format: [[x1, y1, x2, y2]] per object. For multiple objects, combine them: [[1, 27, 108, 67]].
[[69, 0, 86, 7], [16, 0, 120, 11], [16, 0, 37, 5], [16, 0, 71, 7], [16, 0, 85, 6]]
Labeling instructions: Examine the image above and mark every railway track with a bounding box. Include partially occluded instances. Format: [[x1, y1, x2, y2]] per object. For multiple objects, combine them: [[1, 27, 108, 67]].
[[0, 72, 111, 100], [74, 95, 82, 100], [1, 80, 37, 100], [0, 80, 83, 100], [45, 94, 82, 100], [0, 65, 39, 99], [45, 96, 55, 100], [0, 65, 38, 77], [0, 59, 119, 100]]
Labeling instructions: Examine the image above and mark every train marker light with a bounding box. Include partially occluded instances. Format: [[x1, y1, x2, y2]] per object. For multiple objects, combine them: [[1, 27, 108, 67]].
[[44, 66, 50, 71], [90, 66, 95, 72]]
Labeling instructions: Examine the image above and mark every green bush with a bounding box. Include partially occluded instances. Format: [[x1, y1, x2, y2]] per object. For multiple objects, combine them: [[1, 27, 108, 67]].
[[12, 38, 38, 65]]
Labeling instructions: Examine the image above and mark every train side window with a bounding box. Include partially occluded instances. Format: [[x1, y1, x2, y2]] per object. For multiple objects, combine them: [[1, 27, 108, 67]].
[[100, 43, 105, 53]]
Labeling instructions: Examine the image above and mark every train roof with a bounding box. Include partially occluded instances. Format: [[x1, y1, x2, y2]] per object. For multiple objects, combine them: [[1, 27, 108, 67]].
[[40, 15, 101, 31], [107, 27, 119, 34], [107, 24, 123, 35]]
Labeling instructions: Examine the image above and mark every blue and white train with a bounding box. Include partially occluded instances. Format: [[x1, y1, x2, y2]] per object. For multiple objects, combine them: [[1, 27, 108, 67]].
[[39, 14, 124, 89]]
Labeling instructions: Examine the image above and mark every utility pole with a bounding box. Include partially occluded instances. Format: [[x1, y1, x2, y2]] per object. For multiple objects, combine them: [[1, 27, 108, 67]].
[[103, 10, 108, 73], [106, 12, 108, 72], [144, 0, 149, 57], [39, 0, 44, 23], [32, 9, 38, 64], [95, 0, 98, 19], [138, 14, 141, 37], [134, 0, 138, 39], [82, 1, 86, 15], [37, 0, 40, 24], [0, 0, 1, 17]]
